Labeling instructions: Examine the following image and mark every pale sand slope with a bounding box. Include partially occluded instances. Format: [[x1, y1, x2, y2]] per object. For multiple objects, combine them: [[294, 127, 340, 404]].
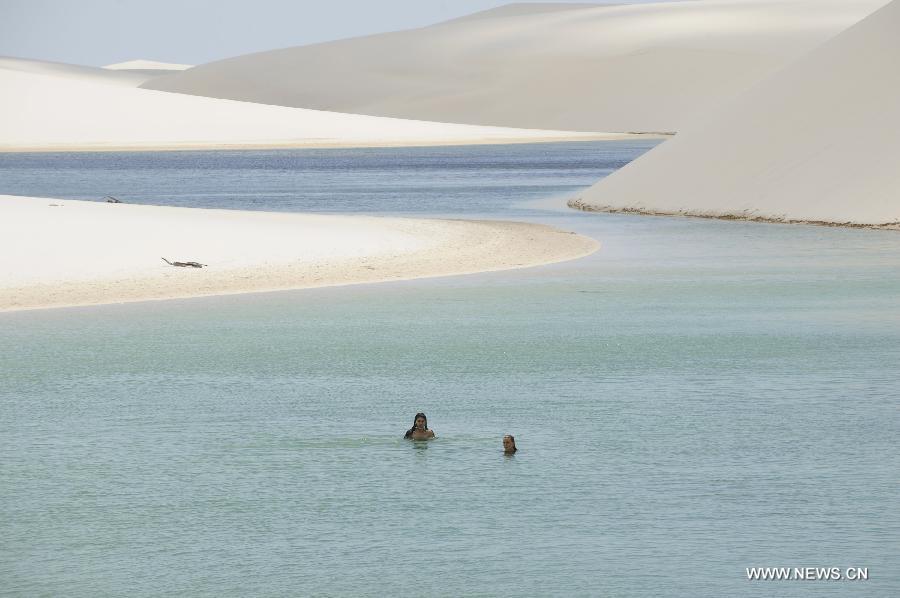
[[0, 56, 155, 86], [441, 2, 604, 23], [142, 0, 888, 133], [103, 59, 194, 78], [0, 69, 625, 152], [573, 0, 900, 227], [0, 195, 598, 311], [104, 59, 193, 70]]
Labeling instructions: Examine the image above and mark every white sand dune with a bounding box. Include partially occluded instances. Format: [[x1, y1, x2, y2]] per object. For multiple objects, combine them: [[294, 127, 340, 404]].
[[573, 0, 900, 227], [142, 0, 888, 132], [0, 56, 154, 86], [103, 59, 194, 78], [104, 59, 193, 71], [0, 195, 599, 311], [0, 68, 628, 152]]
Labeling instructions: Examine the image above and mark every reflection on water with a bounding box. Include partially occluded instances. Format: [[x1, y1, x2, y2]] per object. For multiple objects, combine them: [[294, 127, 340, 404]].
[[2, 143, 899, 597]]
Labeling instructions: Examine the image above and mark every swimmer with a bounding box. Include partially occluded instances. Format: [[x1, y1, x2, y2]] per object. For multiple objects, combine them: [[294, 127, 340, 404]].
[[503, 435, 517, 455], [404, 412, 435, 440]]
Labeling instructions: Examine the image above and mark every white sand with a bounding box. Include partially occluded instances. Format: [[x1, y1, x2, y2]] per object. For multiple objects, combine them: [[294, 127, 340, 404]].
[[0, 67, 627, 152], [0, 56, 154, 86], [104, 59, 193, 71], [0, 195, 599, 311], [102, 59, 194, 78], [142, 0, 888, 132], [573, 0, 900, 227]]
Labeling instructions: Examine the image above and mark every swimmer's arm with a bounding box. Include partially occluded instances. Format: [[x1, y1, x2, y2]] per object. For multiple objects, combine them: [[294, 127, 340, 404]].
[[427, 430, 435, 438]]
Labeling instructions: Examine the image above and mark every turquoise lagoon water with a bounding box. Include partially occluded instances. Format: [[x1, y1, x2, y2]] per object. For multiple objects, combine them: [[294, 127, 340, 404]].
[[2, 143, 899, 597]]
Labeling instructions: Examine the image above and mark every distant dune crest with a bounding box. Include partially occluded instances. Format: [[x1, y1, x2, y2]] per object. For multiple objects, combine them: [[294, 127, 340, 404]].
[[103, 59, 193, 71], [440, 2, 604, 24], [0, 56, 157, 86], [102, 59, 194, 76]]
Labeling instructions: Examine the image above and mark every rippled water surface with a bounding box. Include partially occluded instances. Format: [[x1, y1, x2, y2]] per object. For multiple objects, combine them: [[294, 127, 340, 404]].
[[2, 142, 899, 597]]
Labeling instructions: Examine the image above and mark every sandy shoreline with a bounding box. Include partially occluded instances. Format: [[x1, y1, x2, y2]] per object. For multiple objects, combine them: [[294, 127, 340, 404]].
[[0, 195, 599, 312], [568, 199, 900, 230]]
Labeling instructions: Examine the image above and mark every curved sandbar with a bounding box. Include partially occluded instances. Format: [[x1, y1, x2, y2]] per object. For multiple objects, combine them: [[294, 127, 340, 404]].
[[0, 195, 598, 312]]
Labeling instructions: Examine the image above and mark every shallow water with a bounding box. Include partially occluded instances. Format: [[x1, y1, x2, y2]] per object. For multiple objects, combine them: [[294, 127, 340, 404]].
[[2, 142, 899, 597], [0, 141, 653, 217]]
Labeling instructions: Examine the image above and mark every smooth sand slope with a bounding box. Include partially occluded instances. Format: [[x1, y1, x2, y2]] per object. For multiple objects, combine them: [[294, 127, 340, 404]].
[[572, 0, 900, 227], [0, 195, 598, 311], [0, 68, 624, 152], [142, 0, 888, 132], [441, 2, 603, 23], [0, 56, 155, 86]]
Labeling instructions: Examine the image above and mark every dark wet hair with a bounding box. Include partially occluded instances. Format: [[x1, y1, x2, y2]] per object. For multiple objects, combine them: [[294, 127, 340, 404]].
[[503, 435, 517, 453], [404, 412, 428, 439]]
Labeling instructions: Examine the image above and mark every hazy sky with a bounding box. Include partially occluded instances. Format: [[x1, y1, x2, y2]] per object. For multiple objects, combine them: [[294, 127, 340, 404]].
[[0, 0, 668, 66]]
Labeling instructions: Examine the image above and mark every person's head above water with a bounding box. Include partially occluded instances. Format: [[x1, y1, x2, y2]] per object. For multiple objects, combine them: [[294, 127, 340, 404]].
[[503, 435, 517, 454], [404, 412, 429, 439]]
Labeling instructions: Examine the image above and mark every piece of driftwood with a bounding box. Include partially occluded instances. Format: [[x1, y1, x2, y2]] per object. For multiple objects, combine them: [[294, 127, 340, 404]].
[[105, 196, 122, 203], [162, 257, 207, 268]]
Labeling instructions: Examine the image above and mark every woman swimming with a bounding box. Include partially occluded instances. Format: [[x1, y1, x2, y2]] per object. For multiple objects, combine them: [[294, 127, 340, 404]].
[[404, 412, 435, 440], [503, 435, 517, 454]]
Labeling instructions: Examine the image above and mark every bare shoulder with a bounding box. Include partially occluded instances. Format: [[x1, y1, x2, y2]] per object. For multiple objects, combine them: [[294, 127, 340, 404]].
[[427, 430, 435, 438]]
